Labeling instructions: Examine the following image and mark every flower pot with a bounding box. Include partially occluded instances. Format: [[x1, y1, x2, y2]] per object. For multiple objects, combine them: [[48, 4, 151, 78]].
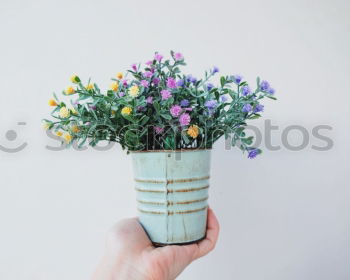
[[131, 149, 211, 245]]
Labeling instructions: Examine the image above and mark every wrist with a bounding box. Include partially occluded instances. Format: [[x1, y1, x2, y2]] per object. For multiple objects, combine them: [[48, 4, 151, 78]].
[[105, 255, 152, 280]]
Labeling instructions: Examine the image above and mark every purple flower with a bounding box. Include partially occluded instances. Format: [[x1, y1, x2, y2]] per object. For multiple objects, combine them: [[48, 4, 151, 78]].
[[242, 104, 252, 113], [186, 74, 197, 84], [154, 53, 163, 62], [260, 80, 270, 91], [248, 148, 259, 159], [206, 83, 214, 91], [122, 80, 128, 86], [231, 75, 243, 84], [140, 80, 149, 88], [220, 95, 228, 102], [212, 66, 219, 74], [118, 92, 125, 97], [174, 52, 184, 61], [204, 110, 214, 117], [205, 100, 218, 110], [143, 71, 153, 78], [145, 60, 153, 66], [176, 79, 185, 87], [241, 85, 251, 96], [180, 99, 190, 107], [89, 104, 97, 110], [146, 96, 153, 104], [179, 113, 191, 126], [131, 64, 137, 72], [161, 89, 172, 100], [185, 107, 193, 111], [154, 126, 164, 134], [268, 88, 275, 95], [170, 105, 182, 117], [136, 106, 145, 112], [166, 77, 177, 89], [152, 77, 160, 85], [253, 104, 264, 113]]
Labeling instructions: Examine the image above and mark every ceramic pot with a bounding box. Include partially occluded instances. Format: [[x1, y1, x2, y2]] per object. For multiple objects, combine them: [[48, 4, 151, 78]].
[[131, 149, 211, 245]]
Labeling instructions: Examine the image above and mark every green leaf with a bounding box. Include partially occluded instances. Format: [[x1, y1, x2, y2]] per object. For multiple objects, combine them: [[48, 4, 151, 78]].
[[122, 114, 133, 122], [94, 83, 100, 92], [164, 136, 175, 150], [53, 92, 59, 102], [235, 127, 245, 136], [220, 76, 226, 87], [160, 113, 172, 120], [256, 77, 260, 88], [78, 135, 88, 148], [242, 136, 253, 145], [249, 114, 261, 119], [266, 95, 277, 100], [140, 116, 150, 126], [182, 132, 190, 144], [153, 101, 160, 113]]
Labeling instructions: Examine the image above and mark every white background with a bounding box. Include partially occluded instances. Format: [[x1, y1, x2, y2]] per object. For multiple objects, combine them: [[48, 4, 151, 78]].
[[1, 0, 349, 279]]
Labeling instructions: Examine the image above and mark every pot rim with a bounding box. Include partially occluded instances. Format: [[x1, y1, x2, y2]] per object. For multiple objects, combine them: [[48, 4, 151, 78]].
[[130, 148, 211, 153]]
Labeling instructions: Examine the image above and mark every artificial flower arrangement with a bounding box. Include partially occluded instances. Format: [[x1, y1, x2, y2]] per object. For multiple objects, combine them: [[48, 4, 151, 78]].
[[43, 51, 276, 245]]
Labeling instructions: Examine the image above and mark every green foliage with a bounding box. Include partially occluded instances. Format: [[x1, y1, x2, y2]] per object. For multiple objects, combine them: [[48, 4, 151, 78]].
[[44, 51, 276, 155]]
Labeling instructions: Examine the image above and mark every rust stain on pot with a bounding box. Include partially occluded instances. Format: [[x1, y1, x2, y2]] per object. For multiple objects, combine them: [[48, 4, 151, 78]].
[[138, 206, 208, 215], [135, 187, 165, 193], [138, 209, 166, 215], [134, 175, 210, 184], [168, 206, 208, 215], [137, 200, 167, 205], [168, 196, 209, 205], [136, 185, 209, 193], [168, 185, 209, 193], [134, 179, 165, 184], [137, 196, 208, 205], [167, 176, 210, 184]]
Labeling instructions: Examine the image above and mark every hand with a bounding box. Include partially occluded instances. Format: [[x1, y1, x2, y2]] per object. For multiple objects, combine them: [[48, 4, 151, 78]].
[[92, 208, 220, 280]]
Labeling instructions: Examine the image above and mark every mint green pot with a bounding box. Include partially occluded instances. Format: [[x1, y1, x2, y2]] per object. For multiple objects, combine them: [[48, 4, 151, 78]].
[[131, 149, 211, 245]]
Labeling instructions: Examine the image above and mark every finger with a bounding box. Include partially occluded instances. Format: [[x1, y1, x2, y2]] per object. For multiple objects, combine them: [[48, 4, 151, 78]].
[[194, 208, 220, 259]]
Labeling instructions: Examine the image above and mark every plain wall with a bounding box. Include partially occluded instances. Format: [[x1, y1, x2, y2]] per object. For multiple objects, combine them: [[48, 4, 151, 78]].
[[0, 0, 349, 279]]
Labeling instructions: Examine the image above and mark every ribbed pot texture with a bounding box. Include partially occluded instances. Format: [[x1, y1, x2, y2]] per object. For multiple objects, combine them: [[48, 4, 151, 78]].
[[131, 149, 211, 245]]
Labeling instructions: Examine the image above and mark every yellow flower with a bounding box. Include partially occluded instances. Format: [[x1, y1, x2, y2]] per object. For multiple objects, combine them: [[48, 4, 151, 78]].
[[128, 85, 139, 98], [121, 106, 132, 115], [71, 124, 80, 133], [70, 74, 80, 84], [116, 72, 123, 79], [63, 132, 72, 143], [42, 121, 51, 130], [86, 83, 94, 90], [56, 131, 63, 137], [110, 81, 119, 92], [59, 107, 70, 118], [65, 86, 76, 95], [48, 99, 58, 106], [70, 107, 78, 115], [187, 125, 199, 139]]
